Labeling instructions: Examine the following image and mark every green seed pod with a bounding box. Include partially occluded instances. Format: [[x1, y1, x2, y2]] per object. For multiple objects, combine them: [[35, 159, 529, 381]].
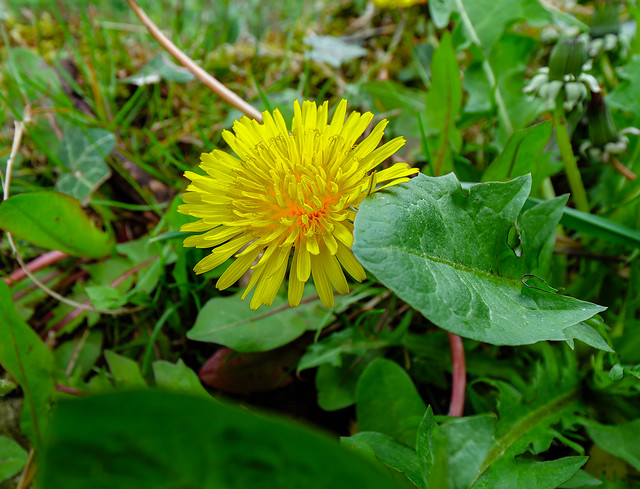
[[591, 0, 621, 39], [587, 92, 619, 147], [548, 38, 588, 81]]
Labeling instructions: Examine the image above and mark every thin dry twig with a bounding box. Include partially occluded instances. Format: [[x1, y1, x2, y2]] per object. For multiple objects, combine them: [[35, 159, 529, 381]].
[[126, 0, 263, 122]]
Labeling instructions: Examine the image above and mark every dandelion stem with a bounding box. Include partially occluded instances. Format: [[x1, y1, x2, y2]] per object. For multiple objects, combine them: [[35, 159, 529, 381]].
[[126, 0, 263, 122], [599, 54, 617, 90], [447, 332, 466, 417], [553, 97, 590, 213]]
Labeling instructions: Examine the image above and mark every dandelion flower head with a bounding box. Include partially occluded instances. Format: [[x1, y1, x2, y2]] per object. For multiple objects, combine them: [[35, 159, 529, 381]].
[[179, 100, 418, 309], [372, 0, 427, 8]]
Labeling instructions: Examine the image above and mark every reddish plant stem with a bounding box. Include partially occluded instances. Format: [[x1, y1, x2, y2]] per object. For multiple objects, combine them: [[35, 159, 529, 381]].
[[12, 269, 62, 301], [49, 257, 156, 333], [3, 250, 68, 286], [55, 383, 85, 396], [447, 332, 466, 417]]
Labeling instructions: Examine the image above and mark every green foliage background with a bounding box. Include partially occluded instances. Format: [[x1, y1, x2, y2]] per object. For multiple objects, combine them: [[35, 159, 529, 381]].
[[1, 0, 640, 487]]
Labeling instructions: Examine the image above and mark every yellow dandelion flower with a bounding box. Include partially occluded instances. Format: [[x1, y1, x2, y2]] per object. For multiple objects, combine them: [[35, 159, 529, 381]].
[[179, 99, 418, 310], [372, 0, 427, 8]]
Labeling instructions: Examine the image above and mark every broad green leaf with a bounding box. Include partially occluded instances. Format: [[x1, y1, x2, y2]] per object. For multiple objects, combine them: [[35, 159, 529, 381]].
[[187, 293, 330, 353], [424, 31, 462, 176], [586, 419, 640, 471], [356, 358, 426, 446], [56, 122, 114, 204], [152, 359, 210, 398], [38, 390, 401, 489], [353, 174, 607, 346], [473, 456, 588, 489], [0, 436, 28, 483], [342, 432, 424, 488], [0, 281, 56, 447], [0, 191, 112, 258], [120, 54, 195, 85], [104, 350, 147, 389], [559, 469, 604, 488], [304, 35, 368, 67], [482, 122, 552, 182]]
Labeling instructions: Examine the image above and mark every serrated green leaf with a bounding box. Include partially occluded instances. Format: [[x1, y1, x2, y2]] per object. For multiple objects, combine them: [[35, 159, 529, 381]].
[[0, 281, 56, 447], [342, 432, 424, 488], [0, 191, 112, 258], [38, 390, 401, 489], [474, 456, 588, 489], [356, 358, 426, 447], [56, 122, 114, 204], [353, 173, 607, 346], [0, 435, 28, 483]]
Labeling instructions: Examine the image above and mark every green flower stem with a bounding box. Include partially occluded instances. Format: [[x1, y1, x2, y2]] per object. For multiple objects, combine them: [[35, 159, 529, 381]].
[[553, 97, 590, 213], [599, 54, 617, 90]]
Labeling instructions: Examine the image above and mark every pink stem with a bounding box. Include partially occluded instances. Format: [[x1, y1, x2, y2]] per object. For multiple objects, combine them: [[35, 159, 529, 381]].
[[12, 269, 62, 301], [55, 383, 85, 396], [49, 257, 156, 332], [3, 250, 68, 286], [447, 332, 466, 417]]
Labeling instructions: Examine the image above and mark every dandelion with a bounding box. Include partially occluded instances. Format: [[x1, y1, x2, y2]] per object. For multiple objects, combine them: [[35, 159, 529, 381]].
[[179, 100, 418, 309], [372, 0, 427, 8]]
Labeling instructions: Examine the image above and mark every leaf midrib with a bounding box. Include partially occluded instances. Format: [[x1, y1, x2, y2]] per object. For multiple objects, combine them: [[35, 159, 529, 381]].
[[467, 386, 578, 488], [386, 244, 519, 287]]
